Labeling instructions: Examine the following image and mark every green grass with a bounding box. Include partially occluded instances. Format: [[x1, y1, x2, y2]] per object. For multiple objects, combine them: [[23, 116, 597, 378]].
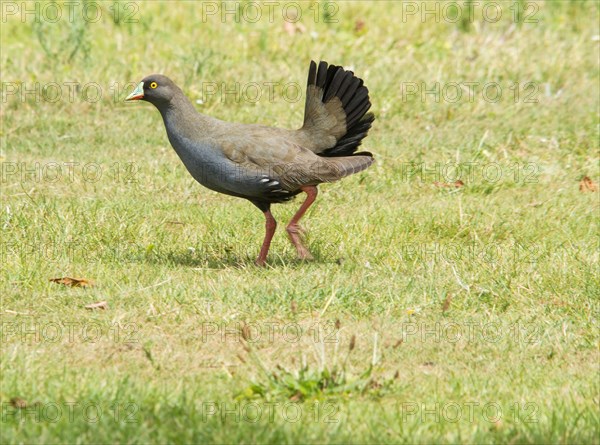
[[1, 1, 599, 443]]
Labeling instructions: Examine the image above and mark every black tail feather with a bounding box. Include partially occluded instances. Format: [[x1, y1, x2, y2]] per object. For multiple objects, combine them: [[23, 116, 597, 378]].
[[305, 60, 374, 158], [322, 113, 375, 157]]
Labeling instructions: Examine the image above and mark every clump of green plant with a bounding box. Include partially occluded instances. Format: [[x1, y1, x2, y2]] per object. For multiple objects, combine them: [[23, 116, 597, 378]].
[[236, 323, 397, 402], [32, 2, 91, 64]]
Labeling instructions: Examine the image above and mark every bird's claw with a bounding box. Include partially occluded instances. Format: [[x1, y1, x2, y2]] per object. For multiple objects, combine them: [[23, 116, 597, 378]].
[[297, 249, 314, 261], [255, 257, 267, 267]]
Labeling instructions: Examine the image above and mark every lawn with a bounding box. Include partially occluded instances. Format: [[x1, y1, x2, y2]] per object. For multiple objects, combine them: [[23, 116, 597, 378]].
[[1, 1, 599, 443]]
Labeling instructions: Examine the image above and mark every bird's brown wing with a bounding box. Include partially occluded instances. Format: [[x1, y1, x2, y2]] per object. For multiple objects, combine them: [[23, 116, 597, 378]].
[[216, 124, 372, 192]]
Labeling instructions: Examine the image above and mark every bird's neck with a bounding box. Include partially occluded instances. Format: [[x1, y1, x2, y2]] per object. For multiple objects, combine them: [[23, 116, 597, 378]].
[[158, 93, 210, 141]]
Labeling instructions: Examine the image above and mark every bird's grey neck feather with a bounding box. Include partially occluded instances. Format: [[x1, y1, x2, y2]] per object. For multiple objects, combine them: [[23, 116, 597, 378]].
[[158, 92, 208, 140], [155, 90, 231, 191]]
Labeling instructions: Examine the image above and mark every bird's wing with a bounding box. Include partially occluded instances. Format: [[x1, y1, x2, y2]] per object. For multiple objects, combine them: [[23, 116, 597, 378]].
[[214, 125, 341, 190]]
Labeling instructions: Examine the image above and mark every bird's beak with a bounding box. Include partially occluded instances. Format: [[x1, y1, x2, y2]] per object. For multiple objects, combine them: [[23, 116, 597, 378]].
[[125, 82, 144, 101]]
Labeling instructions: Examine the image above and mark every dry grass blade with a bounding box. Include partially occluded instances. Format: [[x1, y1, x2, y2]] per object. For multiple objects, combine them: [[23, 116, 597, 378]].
[[85, 301, 108, 310]]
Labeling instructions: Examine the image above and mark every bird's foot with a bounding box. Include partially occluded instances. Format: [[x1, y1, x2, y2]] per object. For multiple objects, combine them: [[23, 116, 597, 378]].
[[255, 256, 267, 267], [295, 224, 308, 236], [296, 247, 314, 261], [286, 223, 314, 261]]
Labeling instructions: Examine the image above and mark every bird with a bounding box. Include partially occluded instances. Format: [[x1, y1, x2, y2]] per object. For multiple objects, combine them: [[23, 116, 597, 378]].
[[125, 61, 375, 266]]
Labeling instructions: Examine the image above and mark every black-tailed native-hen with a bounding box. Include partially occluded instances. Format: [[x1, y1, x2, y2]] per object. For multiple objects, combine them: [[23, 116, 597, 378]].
[[125, 61, 375, 266]]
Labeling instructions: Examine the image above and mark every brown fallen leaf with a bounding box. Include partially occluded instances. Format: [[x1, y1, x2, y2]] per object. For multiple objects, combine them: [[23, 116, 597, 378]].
[[241, 323, 251, 341], [10, 397, 27, 409], [349, 334, 356, 351], [85, 301, 108, 310], [290, 391, 303, 402], [354, 19, 366, 34], [434, 180, 464, 188], [50, 277, 93, 288], [442, 294, 453, 313], [579, 176, 597, 192]]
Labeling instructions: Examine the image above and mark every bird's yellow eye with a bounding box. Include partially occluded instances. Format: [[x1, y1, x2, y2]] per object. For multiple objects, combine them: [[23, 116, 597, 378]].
[[150, 82, 158, 89]]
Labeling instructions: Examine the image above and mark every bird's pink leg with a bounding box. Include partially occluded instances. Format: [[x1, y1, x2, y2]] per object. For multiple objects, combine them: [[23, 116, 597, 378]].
[[286, 186, 318, 260], [256, 209, 277, 266]]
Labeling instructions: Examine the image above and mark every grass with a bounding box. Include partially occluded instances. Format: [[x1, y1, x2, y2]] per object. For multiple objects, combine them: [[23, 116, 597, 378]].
[[1, 1, 599, 443]]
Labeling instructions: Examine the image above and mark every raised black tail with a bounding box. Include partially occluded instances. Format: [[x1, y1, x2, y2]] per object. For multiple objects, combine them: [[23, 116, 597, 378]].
[[302, 60, 375, 158]]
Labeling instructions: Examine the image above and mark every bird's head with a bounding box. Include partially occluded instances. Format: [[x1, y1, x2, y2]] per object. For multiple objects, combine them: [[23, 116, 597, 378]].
[[125, 74, 178, 106]]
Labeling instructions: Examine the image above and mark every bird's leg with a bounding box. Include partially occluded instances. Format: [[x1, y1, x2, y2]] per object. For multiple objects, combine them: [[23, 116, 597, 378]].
[[256, 208, 277, 266], [286, 186, 318, 260]]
